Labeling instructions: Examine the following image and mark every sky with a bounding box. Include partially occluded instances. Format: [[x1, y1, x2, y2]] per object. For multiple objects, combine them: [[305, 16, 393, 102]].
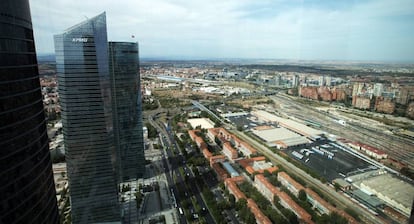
[[30, 0, 414, 62]]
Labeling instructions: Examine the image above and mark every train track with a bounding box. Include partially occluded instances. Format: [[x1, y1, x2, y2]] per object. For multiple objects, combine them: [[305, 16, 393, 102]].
[[231, 130, 384, 224], [271, 94, 414, 169]]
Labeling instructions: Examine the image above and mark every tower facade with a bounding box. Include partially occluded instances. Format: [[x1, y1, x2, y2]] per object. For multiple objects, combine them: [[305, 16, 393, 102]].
[[0, 0, 59, 223], [109, 42, 145, 182], [54, 13, 120, 223], [319, 75, 325, 86], [292, 74, 299, 87]]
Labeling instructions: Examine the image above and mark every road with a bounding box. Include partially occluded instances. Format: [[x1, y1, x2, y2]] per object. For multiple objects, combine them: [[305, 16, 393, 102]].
[[231, 130, 384, 224], [148, 113, 215, 224]]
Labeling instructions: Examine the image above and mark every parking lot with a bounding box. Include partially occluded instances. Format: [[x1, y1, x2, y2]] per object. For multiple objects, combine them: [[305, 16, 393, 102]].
[[226, 114, 267, 130], [285, 140, 376, 181]]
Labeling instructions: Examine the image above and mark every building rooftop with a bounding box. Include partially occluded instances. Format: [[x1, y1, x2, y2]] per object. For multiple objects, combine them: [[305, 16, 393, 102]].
[[305, 188, 334, 212], [210, 155, 226, 164], [278, 191, 313, 223], [240, 141, 257, 154], [247, 199, 272, 224], [202, 148, 212, 159], [274, 137, 309, 148], [188, 129, 198, 140], [212, 163, 228, 180], [239, 157, 278, 175], [351, 189, 383, 208], [223, 142, 238, 156], [360, 174, 414, 214], [252, 160, 273, 170], [222, 162, 239, 177], [225, 179, 246, 201], [352, 142, 387, 155], [188, 118, 215, 129], [252, 126, 303, 142], [252, 110, 324, 138]]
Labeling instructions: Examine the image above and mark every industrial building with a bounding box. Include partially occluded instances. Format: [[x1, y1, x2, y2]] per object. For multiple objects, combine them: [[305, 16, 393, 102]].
[[359, 174, 414, 217], [251, 125, 309, 148], [252, 110, 324, 140], [187, 118, 215, 129]]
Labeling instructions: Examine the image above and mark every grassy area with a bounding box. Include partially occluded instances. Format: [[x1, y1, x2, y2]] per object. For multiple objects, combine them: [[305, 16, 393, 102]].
[[292, 96, 329, 107], [224, 81, 257, 90], [350, 110, 412, 129]]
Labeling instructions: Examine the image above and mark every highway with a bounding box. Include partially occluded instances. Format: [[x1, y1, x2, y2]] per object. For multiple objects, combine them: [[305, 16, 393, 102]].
[[231, 130, 384, 224]]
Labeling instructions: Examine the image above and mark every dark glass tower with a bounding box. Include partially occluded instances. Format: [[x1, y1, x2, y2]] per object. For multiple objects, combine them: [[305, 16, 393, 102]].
[[0, 0, 59, 223], [54, 13, 120, 223], [109, 42, 145, 182]]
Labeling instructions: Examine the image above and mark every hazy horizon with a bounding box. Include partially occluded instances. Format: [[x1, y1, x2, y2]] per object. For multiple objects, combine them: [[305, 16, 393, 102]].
[[31, 0, 414, 62]]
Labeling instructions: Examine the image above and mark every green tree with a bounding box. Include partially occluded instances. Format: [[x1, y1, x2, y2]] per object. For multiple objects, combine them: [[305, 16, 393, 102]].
[[235, 198, 247, 210], [245, 210, 256, 224], [273, 195, 279, 204], [287, 211, 299, 224], [344, 207, 361, 221], [263, 169, 271, 178], [146, 122, 158, 138], [298, 189, 307, 201], [229, 194, 236, 207], [334, 183, 341, 192]]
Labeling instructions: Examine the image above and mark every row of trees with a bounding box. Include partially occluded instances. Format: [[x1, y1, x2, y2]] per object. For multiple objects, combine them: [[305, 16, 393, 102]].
[[145, 122, 158, 139], [238, 181, 298, 224]]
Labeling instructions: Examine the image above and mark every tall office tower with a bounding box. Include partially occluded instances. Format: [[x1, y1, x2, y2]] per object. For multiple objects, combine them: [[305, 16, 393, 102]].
[[274, 74, 281, 86], [54, 12, 120, 223], [373, 83, 384, 97], [0, 0, 59, 223], [325, 75, 332, 86], [319, 75, 325, 86], [109, 42, 145, 182], [292, 74, 299, 87]]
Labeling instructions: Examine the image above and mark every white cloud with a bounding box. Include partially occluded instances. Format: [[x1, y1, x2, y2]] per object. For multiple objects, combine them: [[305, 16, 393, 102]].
[[30, 0, 414, 61]]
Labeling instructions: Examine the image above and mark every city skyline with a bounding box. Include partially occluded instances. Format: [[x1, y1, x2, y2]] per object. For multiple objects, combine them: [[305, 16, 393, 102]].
[[31, 0, 414, 62]]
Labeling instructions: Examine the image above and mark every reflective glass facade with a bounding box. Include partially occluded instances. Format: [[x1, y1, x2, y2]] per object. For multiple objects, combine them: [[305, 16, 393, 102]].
[[54, 13, 120, 223], [0, 0, 59, 223], [109, 42, 145, 182]]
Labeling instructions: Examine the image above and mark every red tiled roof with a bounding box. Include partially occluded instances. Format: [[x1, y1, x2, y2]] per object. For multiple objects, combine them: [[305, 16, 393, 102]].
[[240, 141, 257, 154], [225, 179, 246, 201], [188, 129, 198, 141], [355, 142, 386, 155], [202, 148, 212, 159], [255, 174, 312, 224], [247, 199, 272, 224], [212, 163, 228, 180], [278, 191, 313, 223], [304, 188, 334, 212]]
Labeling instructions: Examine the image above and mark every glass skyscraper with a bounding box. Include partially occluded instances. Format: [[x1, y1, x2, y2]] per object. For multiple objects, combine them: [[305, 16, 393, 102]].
[[0, 0, 59, 223], [109, 42, 145, 182], [54, 12, 120, 223]]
